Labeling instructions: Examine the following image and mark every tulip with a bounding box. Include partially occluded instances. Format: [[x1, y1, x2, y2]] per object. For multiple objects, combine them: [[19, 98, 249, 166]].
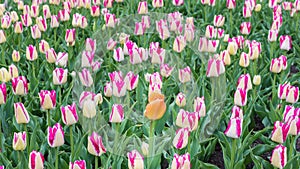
[[113, 47, 124, 62], [50, 0, 60, 5], [104, 13, 117, 28], [81, 51, 94, 68], [69, 160, 86, 169], [152, 0, 163, 8], [14, 102, 30, 124], [150, 45, 165, 64], [227, 41, 238, 55], [224, 117, 242, 138], [234, 88, 247, 106], [127, 150, 144, 169], [173, 35, 186, 53], [173, 127, 189, 149], [10, 11, 19, 22], [237, 74, 252, 91], [205, 25, 216, 38], [286, 85, 299, 104], [112, 78, 127, 97], [278, 82, 290, 99], [50, 15, 59, 28], [12, 76, 28, 95], [110, 104, 124, 123], [269, 0, 277, 8], [23, 5, 31, 15], [168, 12, 183, 34], [206, 57, 226, 77], [253, 75, 261, 86], [93, 0, 101, 5], [160, 64, 174, 78], [58, 9, 70, 22], [53, 68, 68, 85], [103, 0, 113, 8], [0, 68, 10, 83], [0, 30, 6, 44], [14, 21, 23, 33], [207, 39, 219, 53], [13, 132, 26, 151], [31, 25, 41, 39], [0, 83, 6, 105], [26, 45, 38, 61], [184, 24, 195, 42], [85, 38, 96, 52], [270, 58, 283, 73], [39, 90, 56, 110], [226, 0, 236, 9], [91, 6, 100, 17], [175, 109, 198, 131], [240, 22, 251, 35], [104, 82, 113, 97], [175, 93, 186, 107], [30, 5, 39, 18], [45, 48, 57, 63], [72, 14, 82, 27], [278, 55, 287, 70], [0, 4, 5, 16], [271, 121, 289, 144], [11, 50, 20, 62], [78, 68, 93, 87], [144, 92, 166, 120], [29, 151, 44, 169], [60, 104, 78, 126], [287, 115, 300, 135], [130, 47, 143, 64], [79, 91, 101, 118], [148, 83, 162, 96], [80, 16, 88, 29], [39, 40, 50, 54], [107, 38, 117, 50], [138, 1, 148, 14], [173, 0, 184, 6], [1, 14, 11, 29], [194, 96, 206, 118], [156, 19, 170, 40], [65, 28, 76, 46], [214, 15, 225, 27], [134, 22, 146, 36], [279, 35, 292, 51], [239, 52, 250, 68], [178, 66, 191, 83], [295, 0, 300, 10], [220, 50, 231, 66], [231, 105, 243, 119], [47, 123, 64, 147], [141, 142, 149, 156], [87, 132, 106, 156], [142, 16, 151, 28], [283, 105, 299, 123], [147, 72, 163, 87], [124, 71, 139, 91], [36, 17, 47, 32], [171, 153, 190, 169], [43, 5, 51, 19], [56, 52, 68, 67], [18, 1, 24, 10], [270, 144, 287, 169], [243, 4, 252, 18], [8, 64, 18, 78]]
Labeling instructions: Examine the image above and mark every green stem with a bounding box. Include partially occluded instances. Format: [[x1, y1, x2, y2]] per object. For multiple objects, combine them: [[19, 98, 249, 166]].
[[47, 110, 51, 127], [54, 28, 57, 49], [112, 123, 120, 167], [272, 74, 277, 101], [230, 139, 237, 169], [1, 45, 5, 65], [70, 125, 74, 161], [95, 156, 98, 169], [148, 120, 156, 168], [18, 34, 21, 51], [55, 147, 59, 169], [288, 136, 295, 164], [24, 124, 29, 155], [270, 42, 274, 60], [230, 10, 233, 35], [18, 151, 22, 168]]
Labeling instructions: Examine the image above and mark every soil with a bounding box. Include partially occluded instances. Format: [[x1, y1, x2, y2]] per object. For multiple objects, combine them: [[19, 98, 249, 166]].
[[207, 142, 225, 169]]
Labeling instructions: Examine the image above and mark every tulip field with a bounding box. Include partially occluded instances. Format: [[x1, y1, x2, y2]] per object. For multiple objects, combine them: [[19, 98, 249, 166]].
[[1, 0, 300, 169]]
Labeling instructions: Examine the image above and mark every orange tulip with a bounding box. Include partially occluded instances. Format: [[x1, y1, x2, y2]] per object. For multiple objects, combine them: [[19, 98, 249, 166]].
[[144, 92, 166, 120]]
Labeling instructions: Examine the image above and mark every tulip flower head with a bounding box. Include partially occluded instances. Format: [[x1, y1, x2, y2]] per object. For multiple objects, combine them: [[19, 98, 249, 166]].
[[127, 150, 144, 169], [110, 104, 124, 123], [173, 127, 189, 149], [61, 103, 78, 125], [69, 160, 86, 169], [87, 132, 106, 156], [171, 153, 190, 169], [14, 102, 30, 124], [29, 151, 45, 169], [0, 83, 6, 105], [47, 123, 64, 147], [39, 90, 56, 110], [270, 144, 287, 169], [206, 57, 225, 77], [271, 121, 289, 144], [13, 131, 26, 151], [12, 76, 28, 95], [144, 92, 166, 120]]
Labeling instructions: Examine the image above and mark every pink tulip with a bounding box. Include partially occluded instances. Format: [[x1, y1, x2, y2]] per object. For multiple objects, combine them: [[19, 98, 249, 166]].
[[268, 30, 278, 42], [86, 38, 96, 52], [160, 64, 174, 78], [1, 14, 11, 29], [206, 57, 225, 77], [58, 9, 70, 22], [226, 0, 236, 9], [171, 153, 190, 169], [104, 13, 117, 28], [13, 131, 26, 151], [50, 15, 59, 28], [283, 105, 298, 123], [173, 35, 186, 53], [110, 104, 124, 123], [234, 88, 247, 106], [47, 123, 64, 147], [65, 28, 76, 46], [134, 22, 146, 36], [104, 82, 113, 97], [36, 17, 47, 32], [279, 35, 292, 51], [103, 0, 113, 8], [194, 97, 206, 118], [91, 6, 100, 17], [175, 109, 198, 131], [207, 39, 219, 53], [270, 145, 287, 169], [243, 4, 252, 18], [14, 102, 30, 124], [46, 48, 57, 63], [152, 0, 163, 8], [224, 117, 242, 138], [69, 160, 86, 169], [286, 85, 299, 104], [271, 121, 289, 144], [173, 128, 189, 149], [142, 16, 151, 28], [43, 5, 51, 19], [287, 115, 300, 135], [278, 82, 290, 99], [175, 93, 186, 107], [0, 83, 6, 105], [53, 68, 68, 85], [173, 0, 184, 6], [237, 74, 252, 91], [61, 103, 78, 125], [130, 47, 144, 64], [184, 24, 195, 42], [0, 30, 6, 44], [127, 150, 144, 169], [138, 1, 148, 14], [81, 51, 95, 67], [124, 71, 139, 91], [29, 151, 44, 169], [240, 22, 251, 35], [39, 90, 56, 110], [113, 47, 124, 62], [270, 58, 282, 73], [87, 132, 106, 156], [12, 76, 28, 95], [56, 52, 68, 67], [14, 21, 23, 33], [107, 38, 117, 50], [30, 25, 41, 39], [205, 25, 216, 38], [78, 68, 93, 87], [156, 19, 170, 40]]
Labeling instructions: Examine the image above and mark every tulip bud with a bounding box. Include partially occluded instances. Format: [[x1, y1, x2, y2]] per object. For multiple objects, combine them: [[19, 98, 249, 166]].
[[160, 64, 173, 78], [69, 160, 86, 169], [205, 25, 216, 38], [150, 45, 165, 64], [1, 14, 11, 29], [80, 91, 98, 118], [130, 47, 143, 64], [65, 29, 76, 46], [50, 15, 59, 28], [127, 150, 144, 169], [173, 127, 189, 149], [270, 144, 287, 169], [194, 96, 206, 118], [271, 121, 289, 144], [36, 17, 47, 32], [227, 41, 238, 55], [270, 58, 282, 73], [47, 123, 64, 147], [173, 0, 184, 6], [134, 22, 146, 36], [30, 5, 39, 18], [283, 105, 297, 123], [138, 1, 148, 14], [278, 55, 287, 70], [39, 40, 50, 54], [26, 45, 38, 61], [226, 0, 236, 9], [110, 104, 124, 123], [0, 68, 11, 83], [21, 14, 32, 27], [156, 19, 170, 40], [103, 0, 113, 8], [78, 68, 93, 87], [141, 16, 151, 29], [56, 52, 68, 67], [39, 90, 56, 110], [124, 71, 139, 91], [287, 115, 300, 135], [104, 82, 113, 97], [175, 109, 198, 131], [113, 47, 124, 62], [175, 93, 186, 107], [13, 132, 26, 151], [141, 142, 149, 156], [0, 30, 6, 44], [29, 151, 44, 169], [53, 68, 68, 85], [124, 40, 137, 55], [104, 13, 117, 28], [85, 38, 96, 52], [237, 74, 252, 91], [45, 48, 57, 63], [80, 16, 88, 29], [279, 35, 292, 51], [58, 9, 70, 22], [214, 15, 225, 27], [171, 153, 190, 169], [10, 11, 19, 22], [87, 132, 106, 156], [243, 4, 252, 18], [91, 6, 100, 17], [14, 102, 30, 124], [239, 52, 250, 67], [231, 105, 243, 119], [253, 75, 261, 85], [14, 21, 23, 33], [12, 76, 28, 95], [0, 83, 6, 105], [31, 25, 41, 39], [278, 82, 290, 99], [286, 85, 299, 104], [206, 57, 226, 77], [240, 22, 251, 35], [8, 64, 18, 78], [43, 5, 51, 19], [178, 66, 191, 83], [173, 35, 186, 53], [11, 50, 20, 62], [107, 38, 117, 50], [152, 0, 163, 8], [234, 88, 247, 106], [224, 117, 242, 138]]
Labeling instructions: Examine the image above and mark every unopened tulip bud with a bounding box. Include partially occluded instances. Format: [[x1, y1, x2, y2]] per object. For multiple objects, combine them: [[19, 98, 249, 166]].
[[224, 117, 242, 138], [14, 21, 23, 33], [234, 88, 247, 106], [175, 109, 198, 131], [0, 30, 6, 43], [45, 48, 57, 63], [47, 123, 64, 147], [110, 104, 124, 123], [69, 160, 86, 169], [141, 142, 149, 156], [270, 144, 287, 169], [173, 35, 186, 53], [239, 52, 250, 67], [8, 64, 18, 78], [255, 4, 261, 12], [61, 103, 78, 126], [12, 76, 28, 95], [127, 150, 144, 169], [13, 132, 26, 151], [279, 35, 292, 51], [175, 93, 186, 107], [270, 58, 282, 73], [253, 75, 261, 85], [0, 68, 11, 83], [50, 15, 59, 28], [214, 15, 225, 27], [240, 22, 251, 35], [237, 74, 252, 91], [286, 85, 299, 104], [138, 1, 148, 14], [0, 83, 6, 105], [271, 121, 289, 144], [29, 151, 44, 169], [39, 40, 50, 54], [173, 128, 189, 149], [39, 90, 56, 110], [26, 45, 38, 61], [14, 102, 30, 124], [43, 5, 51, 19], [12, 50, 20, 62], [227, 41, 238, 55], [226, 0, 236, 9], [53, 68, 68, 85], [31, 24, 41, 39], [160, 64, 174, 78], [87, 132, 106, 156], [124, 71, 139, 91]]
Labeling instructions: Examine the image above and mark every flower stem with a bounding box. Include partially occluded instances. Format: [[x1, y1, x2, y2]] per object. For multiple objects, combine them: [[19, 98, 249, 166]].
[[95, 156, 98, 169], [230, 138, 237, 169], [47, 110, 51, 127], [70, 125, 74, 161], [24, 124, 29, 155], [288, 136, 295, 165], [55, 147, 59, 169], [1, 45, 5, 65], [230, 10, 233, 35], [148, 120, 156, 168]]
